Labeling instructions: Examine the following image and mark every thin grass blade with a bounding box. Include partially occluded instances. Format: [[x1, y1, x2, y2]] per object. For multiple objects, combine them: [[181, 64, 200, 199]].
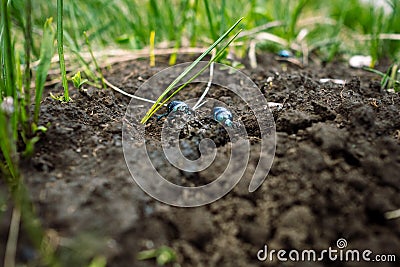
[[143, 29, 242, 121], [57, 0, 70, 101], [34, 18, 55, 124], [203, 0, 217, 40], [141, 17, 243, 123], [1, 0, 15, 98]]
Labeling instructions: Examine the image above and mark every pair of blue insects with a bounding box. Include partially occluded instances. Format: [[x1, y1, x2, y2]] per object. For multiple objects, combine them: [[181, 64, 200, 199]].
[[158, 100, 233, 127]]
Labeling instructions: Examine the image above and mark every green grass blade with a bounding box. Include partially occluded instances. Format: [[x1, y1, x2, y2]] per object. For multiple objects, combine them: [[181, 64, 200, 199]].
[[388, 63, 398, 89], [1, 0, 19, 143], [68, 1, 82, 50], [20, 0, 33, 134], [24, 0, 32, 110], [203, 0, 217, 40], [165, 0, 176, 41], [363, 66, 385, 77], [57, 0, 70, 102], [219, 0, 226, 36], [15, 46, 29, 131], [189, 0, 199, 47], [84, 31, 106, 88], [149, 0, 163, 38], [1, 0, 15, 98], [169, 0, 191, 65], [143, 29, 242, 122], [140, 17, 243, 124], [34, 18, 55, 124], [67, 45, 98, 82], [288, 0, 309, 40], [0, 110, 18, 181]]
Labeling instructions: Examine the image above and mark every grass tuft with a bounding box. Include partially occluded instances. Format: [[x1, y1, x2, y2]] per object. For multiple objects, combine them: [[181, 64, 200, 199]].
[[365, 63, 400, 92]]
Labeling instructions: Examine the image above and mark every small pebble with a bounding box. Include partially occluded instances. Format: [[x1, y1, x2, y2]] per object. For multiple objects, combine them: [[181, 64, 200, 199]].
[[349, 55, 372, 68]]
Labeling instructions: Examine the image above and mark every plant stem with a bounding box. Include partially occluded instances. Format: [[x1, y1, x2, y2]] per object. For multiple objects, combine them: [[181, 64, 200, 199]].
[[150, 31, 156, 67], [4, 207, 21, 267], [389, 63, 398, 90], [57, 0, 70, 102]]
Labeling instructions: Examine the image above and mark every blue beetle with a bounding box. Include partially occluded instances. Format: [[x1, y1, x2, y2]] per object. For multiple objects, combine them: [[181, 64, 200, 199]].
[[278, 49, 292, 58], [157, 100, 193, 120], [213, 107, 233, 127]]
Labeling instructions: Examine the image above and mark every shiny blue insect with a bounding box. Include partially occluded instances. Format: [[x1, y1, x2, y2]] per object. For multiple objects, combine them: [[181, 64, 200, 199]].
[[278, 49, 292, 58], [213, 107, 233, 127], [157, 100, 193, 120]]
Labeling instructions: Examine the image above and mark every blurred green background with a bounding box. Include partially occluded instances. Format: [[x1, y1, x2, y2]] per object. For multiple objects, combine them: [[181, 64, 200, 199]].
[[9, 0, 400, 62]]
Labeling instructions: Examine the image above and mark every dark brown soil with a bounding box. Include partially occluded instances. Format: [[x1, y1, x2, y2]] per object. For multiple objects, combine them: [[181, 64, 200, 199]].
[[2, 53, 400, 266]]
